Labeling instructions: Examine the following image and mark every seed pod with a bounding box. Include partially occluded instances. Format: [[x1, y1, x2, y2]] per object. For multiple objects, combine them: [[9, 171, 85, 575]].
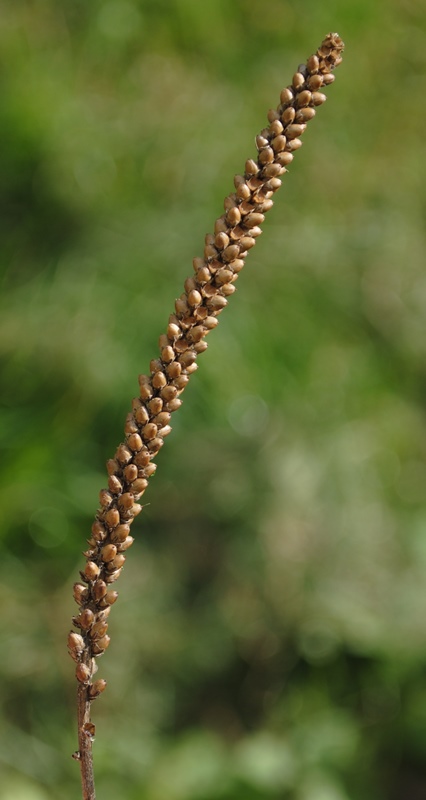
[[258, 147, 274, 165], [204, 315, 219, 329], [111, 553, 126, 570], [226, 206, 241, 226], [262, 163, 283, 179], [131, 478, 148, 494], [292, 72, 305, 89], [148, 397, 163, 415], [276, 151, 294, 166], [124, 413, 138, 435], [111, 523, 131, 543], [179, 350, 197, 368], [118, 492, 134, 510], [101, 544, 117, 562], [185, 363, 198, 375], [93, 579, 108, 602], [166, 361, 181, 379], [89, 679, 107, 698], [207, 295, 228, 311], [323, 73, 335, 85], [286, 138, 302, 151], [76, 664, 91, 684], [239, 236, 256, 251], [286, 123, 306, 139], [282, 107, 296, 125], [135, 404, 149, 425], [99, 489, 113, 508], [195, 266, 210, 284], [106, 459, 119, 476], [236, 182, 251, 200], [245, 158, 259, 176], [270, 119, 284, 136], [280, 87, 294, 104], [79, 608, 95, 629], [258, 198, 274, 211], [296, 107, 316, 122], [73, 583, 88, 605], [142, 422, 158, 441], [123, 463, 138, 482], [84, 561, 100, 581], [90, 620, 108, 639], [175, 297, 189, 316], [127, 433, 143, 453], [297, 89, 312, 107], [102, 590, 118, 606], [307, 54, 319, 73], [153, 411, 170, 428], [165, 397, 182, 412], [161, 346, 175, 363], [92, 635, 111, 654], [105, 569, 122, 584], [108, 475, 122, 494], [214, 216, 228, 234], [161, 385, 177, 402], [115, 444, 132, 464], [68, 632, 85, 655], [117, 536, 134, 552], [223, 244, 240, 263], [133, 449, 150, 467], [152, 371, 167, 390], [312, 91, 327, 105], [267, 108, 280, 123], [104, 507, 120, 529], [204, 243, 218, 260], [221, 283, 236, 296], [244, 212, 265, 227], [215, 268, 233, 285], [224, 193, 237, 210], [308, 74, 323, 90], [271, 134, 287, 152], [148, 437, 164, 453], [144, 462, 157, 477], [167, 322, 181, 339], [187, 289, 202, 307]]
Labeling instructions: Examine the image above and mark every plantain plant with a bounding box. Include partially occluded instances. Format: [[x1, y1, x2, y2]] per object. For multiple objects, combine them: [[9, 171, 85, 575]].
[[67, 32, 344, 800]]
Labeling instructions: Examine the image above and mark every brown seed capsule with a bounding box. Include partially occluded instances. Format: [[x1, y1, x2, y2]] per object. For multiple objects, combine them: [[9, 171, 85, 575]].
[[292, 72, 305, 89], [262, 163, 283, 179], [276, 151, 294, 166], [127, 433, 143, 453], [111, 553, 126, 570], [134, 404, 149, 426], [124, 413, 138, 435], [207, 294, 228, 311], [245, 158, 259, 176], [105, 568, 122, 584], [144, 462, 157, 477], [91, 521, 106, 542], [245, 212, 265, 227], [222, 283, 236, 296], [226, 206, 241, 226], [258, 147, 274, 165], [307, 54, 319, 73], [236, 182, 251, 200], [286, 138, 302, 151], [271, 134, 287, 153], [133, 449, 150, 467], [267, 108, 280, 123], [93, 579, 108, 602], [84, 561, 100, 581], [323, 73, 335, 85], [101, 544, 117, 562], [160, 346, 174, 364], [118, 492, 134, 510], [92, 635, 111, 654], [214, 216, 228, 234], [308, 74, 323, 91], [195, 266, 211, 284], [312, 91, 327, 105], [286, 123, 306, 139], [111, 523, 131, 543], [204, 315, 219, 329], [89, 679, 107, 698], [280, 87, 294, 104], [73, 583, 88, 605], [80, 608, 95, 629], [90, 620, 108, 639], [269, 119, 284, 136], [239, 236, 256, 251], [258, 198, 274, 212], [104, 507, 120, 529], [131, 503, 143, 517], [204, 243, 218, 260], [106, 458, 119, 476], [256, 134, 269, 150], [148, 437, 164, 454], [104, 590, 118, 606], [115, 444, 133, 465], [223, 193, 237, 210], [142, 422, 158, 441], [165, 397, 182, 412], [108, 475, 122, 494], [187, 289, 202, 307], [117, 536, 134, 552], [152, 372, 167, 390], [153, 411, 171, 428], [175, 297, 189, 316], [297, 89, 312, 107], [68, 632, 85, 655], [179, 350, 197, 368], [123, 463, 138, 483], [161, 384, 177, 402], [131, 478, 148, 494], [99, 489, 113, 508], [76, 664, 91, 684], [296, 107, 316, 122], [223, 244, 240, 263], [165, 362, 181, 380], [282, 107, 296, 125]]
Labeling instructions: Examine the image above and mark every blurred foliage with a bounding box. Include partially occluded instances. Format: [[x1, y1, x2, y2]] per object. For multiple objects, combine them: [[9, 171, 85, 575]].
[[1, 1, 426, 798]]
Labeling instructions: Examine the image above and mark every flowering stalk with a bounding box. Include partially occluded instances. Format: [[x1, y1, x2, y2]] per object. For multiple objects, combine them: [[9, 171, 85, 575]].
[[68, 32, 344, 800]]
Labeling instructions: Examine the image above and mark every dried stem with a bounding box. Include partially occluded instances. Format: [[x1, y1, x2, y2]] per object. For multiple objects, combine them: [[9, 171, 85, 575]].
[[68, 33, 344, 799]]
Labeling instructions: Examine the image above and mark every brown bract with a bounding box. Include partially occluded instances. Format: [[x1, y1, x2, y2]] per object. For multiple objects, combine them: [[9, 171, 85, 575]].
[[69, 31, 344, 800]]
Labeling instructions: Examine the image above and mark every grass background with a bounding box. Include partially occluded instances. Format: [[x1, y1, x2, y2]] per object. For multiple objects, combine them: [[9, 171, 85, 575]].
[[1, 1, 426, 798]]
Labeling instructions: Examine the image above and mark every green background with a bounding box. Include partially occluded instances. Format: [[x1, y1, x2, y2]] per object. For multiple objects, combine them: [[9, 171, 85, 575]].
[[1, 1, 426, 798]]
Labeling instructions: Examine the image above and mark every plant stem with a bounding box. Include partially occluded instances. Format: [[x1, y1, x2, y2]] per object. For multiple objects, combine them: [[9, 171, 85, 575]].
[[77, 683, 96, 800]]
